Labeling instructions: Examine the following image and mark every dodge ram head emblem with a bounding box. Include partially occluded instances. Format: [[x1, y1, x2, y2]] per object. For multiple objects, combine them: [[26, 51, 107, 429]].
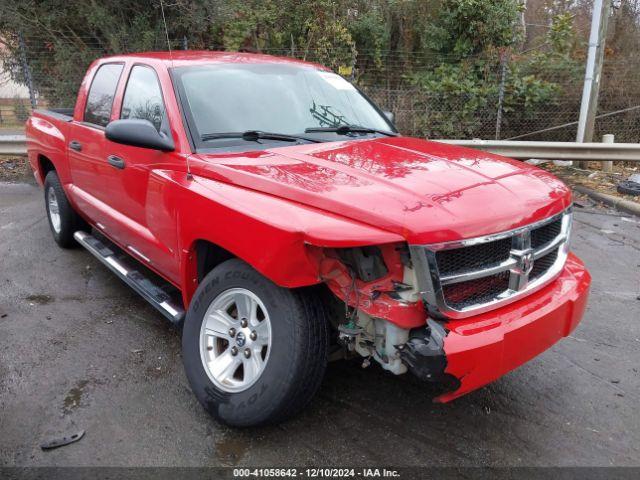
[[509, 248, 535, 291], [520, 251, 534, 276]]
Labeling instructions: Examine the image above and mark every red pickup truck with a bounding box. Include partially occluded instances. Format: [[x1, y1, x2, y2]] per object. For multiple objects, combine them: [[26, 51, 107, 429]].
[[26, 51, 591, 427]]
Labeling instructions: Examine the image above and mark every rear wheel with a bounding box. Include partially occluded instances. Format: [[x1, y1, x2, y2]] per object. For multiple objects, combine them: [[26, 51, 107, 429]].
[[44, 171, 85, 248], [182, 259, 329, 427]]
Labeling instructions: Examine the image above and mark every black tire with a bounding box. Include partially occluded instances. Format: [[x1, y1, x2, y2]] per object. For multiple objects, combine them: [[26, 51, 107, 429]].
[[182, 259, 329, 427], [43, 170, 86, 248], [617, 180, 640, 196]]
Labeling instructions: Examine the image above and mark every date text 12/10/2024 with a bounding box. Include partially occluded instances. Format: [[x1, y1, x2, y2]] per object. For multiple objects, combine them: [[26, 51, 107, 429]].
[[233, 468, 401, 478]]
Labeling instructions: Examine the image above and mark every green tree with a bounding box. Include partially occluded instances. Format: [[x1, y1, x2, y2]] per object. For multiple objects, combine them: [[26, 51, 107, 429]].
[[4, 0, 625, 140], [426, 0, 524, 59], [406, 0, 567, 139], [0, 0, 190, 103]]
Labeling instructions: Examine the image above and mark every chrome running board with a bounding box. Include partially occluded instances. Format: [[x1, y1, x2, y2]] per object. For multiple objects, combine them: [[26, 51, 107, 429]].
[[73, 231, 185, 325]]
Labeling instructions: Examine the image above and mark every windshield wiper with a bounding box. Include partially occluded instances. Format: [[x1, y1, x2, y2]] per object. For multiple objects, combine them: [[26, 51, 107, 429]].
[[201, 130, 322, 143], [304, 125, 397, 137]]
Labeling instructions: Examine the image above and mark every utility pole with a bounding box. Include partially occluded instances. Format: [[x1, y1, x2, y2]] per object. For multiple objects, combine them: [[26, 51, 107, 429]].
[[575, 0, 612, 168], [519, 0, 527, 49]]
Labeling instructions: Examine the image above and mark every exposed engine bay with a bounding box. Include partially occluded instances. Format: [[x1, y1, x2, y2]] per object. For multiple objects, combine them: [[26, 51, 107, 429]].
[[319, 243, 458, 391]]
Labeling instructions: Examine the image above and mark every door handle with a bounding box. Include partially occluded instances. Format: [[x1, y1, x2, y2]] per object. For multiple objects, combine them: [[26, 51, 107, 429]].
[[69, 140, 82, 152], [107, 155, 126, 170]]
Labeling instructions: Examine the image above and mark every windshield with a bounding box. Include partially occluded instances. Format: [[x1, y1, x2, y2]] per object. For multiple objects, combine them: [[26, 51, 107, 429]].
[[173, 63, 394, 149]]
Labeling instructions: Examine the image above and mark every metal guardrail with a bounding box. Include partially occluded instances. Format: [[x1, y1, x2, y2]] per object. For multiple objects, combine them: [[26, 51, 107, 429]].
[[0, 135, 27, 155], [1, 135, 639, 161], [436, 139, 640, 161]]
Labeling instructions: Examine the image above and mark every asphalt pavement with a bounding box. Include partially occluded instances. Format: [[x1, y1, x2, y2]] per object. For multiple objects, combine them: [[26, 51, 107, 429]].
[[1, 180, 639, 467]]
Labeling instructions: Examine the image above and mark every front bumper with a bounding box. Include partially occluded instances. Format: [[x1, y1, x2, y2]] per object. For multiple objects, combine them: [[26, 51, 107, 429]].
[[435, 252, 591, 402]]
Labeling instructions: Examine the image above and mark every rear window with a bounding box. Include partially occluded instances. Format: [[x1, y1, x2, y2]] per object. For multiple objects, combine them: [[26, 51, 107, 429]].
[[84, 63, 124, 127]]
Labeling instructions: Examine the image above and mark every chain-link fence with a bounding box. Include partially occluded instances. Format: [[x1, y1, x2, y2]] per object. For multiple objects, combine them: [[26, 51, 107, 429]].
[[1, 34, 639, 142], [358, 55, 640, 143]]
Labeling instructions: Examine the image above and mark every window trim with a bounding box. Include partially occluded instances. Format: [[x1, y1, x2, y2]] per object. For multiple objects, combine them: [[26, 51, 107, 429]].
[[168, 67, 196, 153], [83, 62, 125, 128], [118, 63, 169, 133]]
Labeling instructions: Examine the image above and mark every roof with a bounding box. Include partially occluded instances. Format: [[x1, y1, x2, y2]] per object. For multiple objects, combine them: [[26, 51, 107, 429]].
[[99, 50, 330, 70]]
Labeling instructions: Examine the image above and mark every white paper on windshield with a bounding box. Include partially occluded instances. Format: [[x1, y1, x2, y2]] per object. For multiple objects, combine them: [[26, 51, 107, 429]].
[[319, 72, 356, 91]]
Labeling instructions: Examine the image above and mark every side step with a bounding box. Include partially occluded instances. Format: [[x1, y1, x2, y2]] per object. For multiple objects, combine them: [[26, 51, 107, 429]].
[[73, 231, 185, 325]]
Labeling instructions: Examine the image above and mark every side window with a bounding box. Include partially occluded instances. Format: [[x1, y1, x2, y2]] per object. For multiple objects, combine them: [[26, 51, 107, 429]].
[[84, 63, 123, 127], [120, 65, 165, 131]]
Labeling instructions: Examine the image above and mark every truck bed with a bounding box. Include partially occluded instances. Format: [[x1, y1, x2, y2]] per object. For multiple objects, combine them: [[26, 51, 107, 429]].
[[33, 108, 74, 122]]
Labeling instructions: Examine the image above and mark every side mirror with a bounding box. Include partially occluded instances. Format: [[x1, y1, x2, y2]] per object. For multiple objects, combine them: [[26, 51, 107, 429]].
[[105, 119, 174, 151], [383, 111, 395, 124]]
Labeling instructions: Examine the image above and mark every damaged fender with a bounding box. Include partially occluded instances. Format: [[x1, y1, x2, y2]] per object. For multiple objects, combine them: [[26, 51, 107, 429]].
[[177, 174, 407, 305], [318, 243, 427, 329]]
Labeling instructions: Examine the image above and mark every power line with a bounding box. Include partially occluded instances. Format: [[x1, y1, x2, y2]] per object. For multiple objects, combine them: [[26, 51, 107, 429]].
[[507, 104, 640, 140]]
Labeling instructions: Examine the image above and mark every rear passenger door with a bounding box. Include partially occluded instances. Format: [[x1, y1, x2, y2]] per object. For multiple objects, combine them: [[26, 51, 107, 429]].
[[67, 63, 124, 224]]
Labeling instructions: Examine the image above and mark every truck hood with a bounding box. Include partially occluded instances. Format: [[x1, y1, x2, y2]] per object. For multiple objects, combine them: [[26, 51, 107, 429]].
[[189, 137, 571, 244]]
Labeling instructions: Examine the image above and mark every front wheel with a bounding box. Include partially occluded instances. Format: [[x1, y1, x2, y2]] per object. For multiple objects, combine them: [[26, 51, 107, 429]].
[[182, 259, 329, 427]]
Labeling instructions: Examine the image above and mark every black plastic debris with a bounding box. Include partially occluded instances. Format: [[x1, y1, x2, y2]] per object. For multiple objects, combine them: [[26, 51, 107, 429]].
[[40, 430, 85, 450], [617, 174, 640, 196]]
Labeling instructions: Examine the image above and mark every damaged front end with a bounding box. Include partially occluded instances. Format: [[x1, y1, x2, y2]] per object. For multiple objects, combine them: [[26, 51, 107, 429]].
[[316, 207, 591, 402], [397, 320, 459, 390], [318, 242, 457, 392]]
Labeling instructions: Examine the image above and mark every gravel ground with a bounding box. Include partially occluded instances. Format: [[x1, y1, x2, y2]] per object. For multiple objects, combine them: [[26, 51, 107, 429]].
[[538, 160, 640, 208], [0, 181, 639, 468], [0, 156, 32, 183]]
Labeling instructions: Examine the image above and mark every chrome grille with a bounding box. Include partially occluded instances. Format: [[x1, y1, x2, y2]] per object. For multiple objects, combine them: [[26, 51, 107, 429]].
[[531, 219, 562, 249], [409, 208, 572, 319], [442, 271, 511, 310], [529, 247, 559, 281], [435, 238, 512, 277]]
